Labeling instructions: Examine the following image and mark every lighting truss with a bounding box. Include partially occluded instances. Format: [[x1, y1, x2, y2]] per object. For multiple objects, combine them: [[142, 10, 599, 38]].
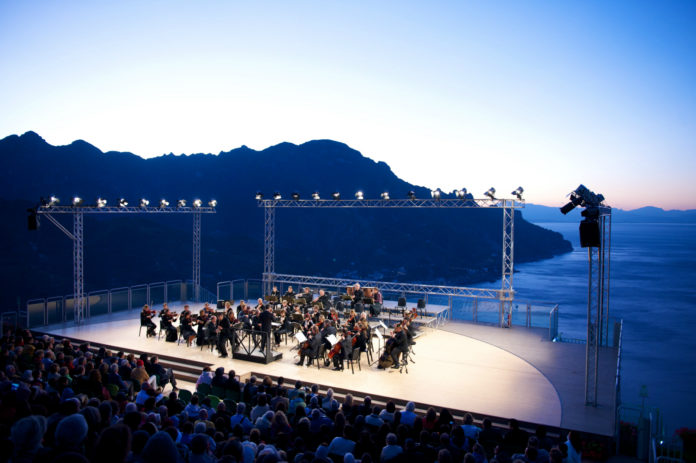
[[34, 203, 216, 324], [257, 196, 524, 327]]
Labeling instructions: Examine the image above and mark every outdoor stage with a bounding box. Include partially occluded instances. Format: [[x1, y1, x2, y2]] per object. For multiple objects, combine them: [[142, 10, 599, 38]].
[[39, 303, 617, 436]]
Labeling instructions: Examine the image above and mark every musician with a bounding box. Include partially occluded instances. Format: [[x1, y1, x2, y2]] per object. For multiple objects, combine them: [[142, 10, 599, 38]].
[[284, 286, 295, 299], [390, 324, 409, 369], [196, 309, 209, 346], [181, 304, 192, 320], [313, 289, 331, 309], [258, 304, 274, 353], [350, 283, 363, 308], [332, 329, 353, 371], [300, 287, 312, 304], [353, 321, 368, 353], [274, 308, 291, 345], [345, 309, 357, 331], [255, 298, 265, 311], [280, 299, 290, 314], [403, 318, 416, 346], [271, 286, 281, 298], [203, 302, 214, 316], [296, 325, 322, 366], [310, 305, 322, 323], [373, 288, 383, 304], [140, 305, 156, 337], [217, 312, 232, 358], [237, 300, 248, 318], [159, 304, 177, 333], [203, 314, 218, 348], [302, 312, 314, 335], [180, 312, 197, 346]]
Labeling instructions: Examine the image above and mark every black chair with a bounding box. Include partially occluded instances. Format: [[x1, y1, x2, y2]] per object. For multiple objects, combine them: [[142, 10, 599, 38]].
[[309, 344, 326, 370], [398, 297, 407, 317], [417, 299, 426, 317], [346, 349, 362, 374]]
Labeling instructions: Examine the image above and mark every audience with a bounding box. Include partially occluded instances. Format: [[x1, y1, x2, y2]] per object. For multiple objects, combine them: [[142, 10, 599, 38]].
[[0, 328, 580, 463]]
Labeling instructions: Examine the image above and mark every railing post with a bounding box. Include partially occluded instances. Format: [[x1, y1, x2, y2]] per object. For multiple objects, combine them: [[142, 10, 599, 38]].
[[147, 284, 151, 308], [164, 283, 168, 304], [526, 303, 531, 327], [128, 287, 132, 311], [108, 290, 112, 314], [244, 280, 249, 301], [43, 298, 47, 326], [473, 298, 478, 323]]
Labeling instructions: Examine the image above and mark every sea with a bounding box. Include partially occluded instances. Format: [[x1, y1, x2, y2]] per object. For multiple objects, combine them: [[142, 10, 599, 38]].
[[470, 222, 696, 433]]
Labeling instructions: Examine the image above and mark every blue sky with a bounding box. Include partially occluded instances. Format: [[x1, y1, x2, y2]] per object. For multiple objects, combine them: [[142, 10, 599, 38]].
[[1, 1, 694, 209]]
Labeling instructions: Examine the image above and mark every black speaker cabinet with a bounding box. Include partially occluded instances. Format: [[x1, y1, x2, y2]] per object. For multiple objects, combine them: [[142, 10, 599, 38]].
[[579, 220, 601, 248], [216, 300, 225, 309]]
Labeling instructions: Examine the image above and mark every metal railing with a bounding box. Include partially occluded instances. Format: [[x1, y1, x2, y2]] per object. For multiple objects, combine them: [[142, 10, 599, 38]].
[[23, 279, 215, 328]]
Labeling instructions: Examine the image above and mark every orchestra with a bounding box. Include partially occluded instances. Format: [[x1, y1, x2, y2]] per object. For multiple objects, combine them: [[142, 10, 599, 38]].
[[137, 282, 420, 374]]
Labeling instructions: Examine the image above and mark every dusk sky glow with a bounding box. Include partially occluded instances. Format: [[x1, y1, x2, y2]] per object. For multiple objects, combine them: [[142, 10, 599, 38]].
[[1, 1, 694, 209]]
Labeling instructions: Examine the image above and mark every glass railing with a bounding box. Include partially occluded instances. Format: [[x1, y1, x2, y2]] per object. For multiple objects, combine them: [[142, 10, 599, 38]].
[[23, 279, 213, 328]]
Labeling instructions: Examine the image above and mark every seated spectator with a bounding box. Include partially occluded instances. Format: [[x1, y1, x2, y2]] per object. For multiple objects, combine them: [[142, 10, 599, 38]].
[[229, 402, 253, 435], [461, 413, 481, 442], [400, 402, 417, 427], [381, 432, 403, 462], [328, 424, 356, 457], [196, 367, 213, 386]]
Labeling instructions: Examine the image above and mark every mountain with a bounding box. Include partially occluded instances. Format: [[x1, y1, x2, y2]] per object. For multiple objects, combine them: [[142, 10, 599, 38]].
[[0, 131, 572, 309], [522, 203, 696, 224]]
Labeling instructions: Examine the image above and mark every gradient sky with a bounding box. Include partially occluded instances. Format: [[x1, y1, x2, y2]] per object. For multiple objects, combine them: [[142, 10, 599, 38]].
[[1, 1, 694, 209]]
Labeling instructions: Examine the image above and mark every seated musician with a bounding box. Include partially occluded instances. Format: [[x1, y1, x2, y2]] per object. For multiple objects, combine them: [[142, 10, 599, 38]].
[[203, 314, 218, 347], [310, 305, 322, 323], [345, 309, 357, 331], [203, 302, 214, 315], [271, 286, 281, 298], [296, 325, 322, 366], [274, 309, 291, 345], [353, 321, 368, 353], [196, 309, 209, 345], [284, 286, 295, 299], [373, 288, 383, 304], [159, 304, 177, 331], [320, 319, 337, 351], [390, 324, 409, 369], [280, 299, 290, 313], [181, 304, 192, 320], [180, 312, 197, 347], [224, 301, 234, 316], [332, 329, 353, 371], [140, 305, 156, 337], [350, 283, 363, 308], [403, 318, 416, 345], [237, 300, 248, 318], [302, 312, 314, 334], [313, 289, 331, 308]]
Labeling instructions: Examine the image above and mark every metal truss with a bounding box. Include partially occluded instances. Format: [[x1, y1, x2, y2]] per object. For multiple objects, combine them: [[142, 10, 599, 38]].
[[35, 205, 215, 324], [585, 207, 612, 406], [267, 273, 505, 299], [258, 197, 523, 326], [258, 198, 524, 209], [263, 206, 276, 295], [193, 212, 202, 302]]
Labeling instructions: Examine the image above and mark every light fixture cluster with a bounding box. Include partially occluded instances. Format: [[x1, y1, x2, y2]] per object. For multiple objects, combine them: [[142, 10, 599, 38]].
[[256, 188, 523, 201], [42, 196, 217, 208]]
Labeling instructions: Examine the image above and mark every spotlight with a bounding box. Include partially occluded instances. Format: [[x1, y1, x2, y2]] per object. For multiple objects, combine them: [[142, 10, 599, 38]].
[[140, 198, 149, 208], [355, 191, 364, 200], [312, 192, 320, 200], [72, 196, 83, 206], [159, 199, 169, 208], [48, 196, 60, 206], [193, 199, 202, 208], [381, 192, 390, 200], [272, 192, 282, 200], [408, 191, 416, 200], [177, 199, 187, 207], [560, 184, 604, 215], [332, 192, 341, 200], [484, 188, 496, 200], [119, 198, 128, 207], [208, 199, 217, 207], [511, 186, 524, 200], [431, 189, 441, 200], [291, 192, 300, 200], [255, 192, 263, 200], [96, 197, 107, 208], [455, 188, 467, 199]]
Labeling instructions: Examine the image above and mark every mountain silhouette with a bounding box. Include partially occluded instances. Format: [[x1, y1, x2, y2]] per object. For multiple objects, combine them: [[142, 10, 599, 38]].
[[0, 131, 572, 309]]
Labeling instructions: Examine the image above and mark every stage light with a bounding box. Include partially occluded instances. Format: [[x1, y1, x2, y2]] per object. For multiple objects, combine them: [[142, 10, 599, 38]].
[[272, 192, 282, 200], [208, 199, 217, 207], [332, 192, 341, 200], [140, 198, 149, 208], [312, 192, 320, 200], [484, 188, 496, 200], [431, 189, 441, 199], [455, 188, 467, 199], [381, 192, 390, 200], [159, 199, 169, 208], [408, 191, 416, 200], [255, 192, 263, 200], [512, 186, 524, 200], [560, 184, 604, 215], [291, 192, 300, 200], [96, 198, 107, 208], [193, 199, 202, 208], [177, 199, 186, 207], [355, 191, 364, 200], [72, 196, 83, 206], [119, 198, 128, 207], [48, 196, 59, 206]]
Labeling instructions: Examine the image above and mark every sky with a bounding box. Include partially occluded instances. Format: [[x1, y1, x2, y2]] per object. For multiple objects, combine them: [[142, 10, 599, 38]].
[[1, 1, 694, 210]]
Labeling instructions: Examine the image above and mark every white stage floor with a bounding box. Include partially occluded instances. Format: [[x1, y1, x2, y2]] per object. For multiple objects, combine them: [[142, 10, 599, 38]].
[[39, 307, 617, 435]]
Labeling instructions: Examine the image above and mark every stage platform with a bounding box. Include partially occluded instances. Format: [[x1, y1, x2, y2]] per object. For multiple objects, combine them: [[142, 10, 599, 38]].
[[39, 303, 617, 436]]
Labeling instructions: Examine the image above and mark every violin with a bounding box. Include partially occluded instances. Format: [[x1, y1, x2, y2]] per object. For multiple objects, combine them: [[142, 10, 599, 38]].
[[327, 341, 342, 359]]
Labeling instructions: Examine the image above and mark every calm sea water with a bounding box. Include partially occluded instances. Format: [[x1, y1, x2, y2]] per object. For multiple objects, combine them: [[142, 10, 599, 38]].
[[476, 222, 696, 432]]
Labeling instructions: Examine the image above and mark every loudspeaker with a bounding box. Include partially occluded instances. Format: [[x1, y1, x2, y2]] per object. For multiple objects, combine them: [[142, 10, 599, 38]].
[[398, 297, 406, 307], [417, 299, 425, 309], [27, 214, 38, 230], [217, 300, 225, 309], [579, 220, 601, 248]]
